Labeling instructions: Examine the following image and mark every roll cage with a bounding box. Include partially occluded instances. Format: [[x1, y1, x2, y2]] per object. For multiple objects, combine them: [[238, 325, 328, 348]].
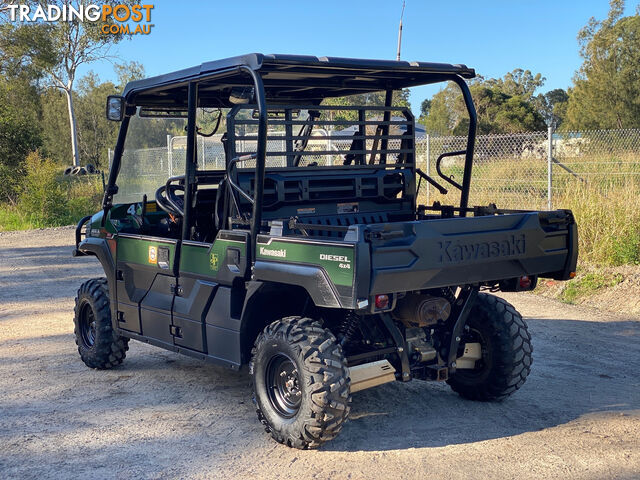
[[103, 53, 478, 259]]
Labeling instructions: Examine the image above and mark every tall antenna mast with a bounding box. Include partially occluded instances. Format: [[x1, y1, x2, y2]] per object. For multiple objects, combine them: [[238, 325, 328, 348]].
[[396, 1, 405, 61]]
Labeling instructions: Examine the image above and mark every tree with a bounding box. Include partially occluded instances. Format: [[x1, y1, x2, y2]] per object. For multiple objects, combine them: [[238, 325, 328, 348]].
[[421, 69, 547, 135], [322, 89, 411, 125], [418, 98, 431, 124], [566, 0, 640, 129], [492, 69, 546, 100], [534, 88, 569, 129], [422, 88, 453, 135], [0, 1, 131, 166], [115, 60, 145, 89], [40, 87, 71, 163], [0, 100, 42, 201], [75, 73, 119, 168]]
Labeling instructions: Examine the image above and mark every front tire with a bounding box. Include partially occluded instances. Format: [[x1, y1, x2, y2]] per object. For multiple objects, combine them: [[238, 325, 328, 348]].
[[250, 316, 351, 449], [447, 293, 532, 401], [74, 278, 129, 369]]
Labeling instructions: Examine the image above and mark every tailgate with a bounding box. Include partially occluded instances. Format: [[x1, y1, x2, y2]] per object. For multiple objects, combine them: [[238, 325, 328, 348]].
[[367, 211, 577, 295]]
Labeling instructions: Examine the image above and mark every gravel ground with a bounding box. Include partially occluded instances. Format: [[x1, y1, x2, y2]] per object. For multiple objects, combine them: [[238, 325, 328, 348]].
[[1, 227, 639, 480]]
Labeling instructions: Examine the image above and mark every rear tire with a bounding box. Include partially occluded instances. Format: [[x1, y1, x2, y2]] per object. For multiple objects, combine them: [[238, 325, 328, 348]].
[[447, 293, 532, 401], [250, 316, 351, 449], [74, 278, 129, 369]]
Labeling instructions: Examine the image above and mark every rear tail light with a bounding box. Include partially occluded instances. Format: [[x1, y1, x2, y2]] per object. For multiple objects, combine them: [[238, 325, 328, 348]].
[[375, 294, 389, 309], [519, 276, 532, 289]]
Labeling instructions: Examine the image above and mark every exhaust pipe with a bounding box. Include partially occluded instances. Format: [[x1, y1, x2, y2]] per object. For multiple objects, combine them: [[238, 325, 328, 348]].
[[348, 359, 396, 393]]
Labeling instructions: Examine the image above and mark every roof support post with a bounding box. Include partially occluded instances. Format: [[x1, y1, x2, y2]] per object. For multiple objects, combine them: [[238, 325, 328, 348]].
[[452, 76, 477, 217], [239, 67, 268, 262], [182, 81, 198, 240], [101, 115, 130, 223]]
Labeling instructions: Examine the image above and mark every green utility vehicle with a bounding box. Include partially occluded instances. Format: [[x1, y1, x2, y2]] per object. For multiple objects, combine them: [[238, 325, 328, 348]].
[[73, 54, 578, 449]]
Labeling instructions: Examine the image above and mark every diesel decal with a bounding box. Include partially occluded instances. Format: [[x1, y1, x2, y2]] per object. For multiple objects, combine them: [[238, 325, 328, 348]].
[[259, 247, 287, 258], [438, 234, 525, 264], [320, 254, 350, 263], [320, 253, 351, 270]]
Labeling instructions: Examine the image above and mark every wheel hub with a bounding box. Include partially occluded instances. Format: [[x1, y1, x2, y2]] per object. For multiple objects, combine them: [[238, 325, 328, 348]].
[[266, 354, 302, 418], [79, 302, 97, 347]]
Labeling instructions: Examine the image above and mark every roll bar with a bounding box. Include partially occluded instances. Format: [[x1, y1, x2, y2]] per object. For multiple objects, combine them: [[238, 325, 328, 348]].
[[103, 70, 476, 259], [451, 75, 477, 216]]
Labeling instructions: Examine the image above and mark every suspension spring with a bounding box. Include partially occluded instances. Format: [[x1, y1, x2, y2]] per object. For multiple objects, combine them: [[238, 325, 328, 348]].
[[338, 312, 359, 347]]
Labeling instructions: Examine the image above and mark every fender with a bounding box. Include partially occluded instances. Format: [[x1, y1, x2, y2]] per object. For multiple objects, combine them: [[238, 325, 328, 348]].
[[75, 237, 118, 330], [253, 260, 341, 308], [238, 281, 311, 364]]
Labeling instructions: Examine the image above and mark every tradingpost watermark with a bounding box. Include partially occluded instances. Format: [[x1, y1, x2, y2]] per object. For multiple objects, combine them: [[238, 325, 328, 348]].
[[5, 3, 155, 35]]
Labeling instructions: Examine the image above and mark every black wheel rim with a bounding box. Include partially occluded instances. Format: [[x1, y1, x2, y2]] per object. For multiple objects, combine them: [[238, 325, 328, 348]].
[[79, 302, 97, 347], [265, 353, 302, 418]]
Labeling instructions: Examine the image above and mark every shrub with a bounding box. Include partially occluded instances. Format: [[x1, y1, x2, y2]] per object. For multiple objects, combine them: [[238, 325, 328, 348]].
[[19, 151, 69, 225]]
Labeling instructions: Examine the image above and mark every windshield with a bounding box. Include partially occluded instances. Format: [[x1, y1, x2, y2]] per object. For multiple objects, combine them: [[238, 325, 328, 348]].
[[112, 108, 224, 204]]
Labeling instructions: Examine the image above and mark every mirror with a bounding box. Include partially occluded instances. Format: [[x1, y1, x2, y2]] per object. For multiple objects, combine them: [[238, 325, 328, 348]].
[[106, 95, 124, 121]]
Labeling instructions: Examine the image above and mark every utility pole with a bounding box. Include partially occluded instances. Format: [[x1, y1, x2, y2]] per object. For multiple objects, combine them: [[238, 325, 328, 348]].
[[396, 1, 405, 61]]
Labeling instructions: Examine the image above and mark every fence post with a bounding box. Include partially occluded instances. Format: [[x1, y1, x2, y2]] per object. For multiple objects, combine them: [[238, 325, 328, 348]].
[[547, 126, 553, 210], [167, 134, 173, 178], [107, 148, 112, 169], [425, 134, 431, 205]]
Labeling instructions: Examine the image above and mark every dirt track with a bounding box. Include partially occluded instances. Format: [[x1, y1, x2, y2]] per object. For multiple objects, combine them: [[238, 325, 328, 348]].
[[1, 227, 639, 480]]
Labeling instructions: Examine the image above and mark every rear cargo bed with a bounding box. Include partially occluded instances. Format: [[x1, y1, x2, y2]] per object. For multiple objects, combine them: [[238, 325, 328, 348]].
[[366, 210, 577, 295]]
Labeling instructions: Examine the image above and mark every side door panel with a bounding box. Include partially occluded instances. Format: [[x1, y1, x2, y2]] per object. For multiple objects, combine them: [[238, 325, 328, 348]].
[[172, 276, 217, 353], [139, 274, 175, 345], [176, 230, 249, 358], [115, 234, 178, 342]]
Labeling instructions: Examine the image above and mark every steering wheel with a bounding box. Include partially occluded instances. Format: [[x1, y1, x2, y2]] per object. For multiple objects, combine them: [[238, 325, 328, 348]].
[[155, 183, 184, 217]]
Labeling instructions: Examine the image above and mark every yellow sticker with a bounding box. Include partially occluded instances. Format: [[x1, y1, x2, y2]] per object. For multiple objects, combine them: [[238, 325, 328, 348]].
[[209, 253, 219, 271], [148, 246, 157, 264]]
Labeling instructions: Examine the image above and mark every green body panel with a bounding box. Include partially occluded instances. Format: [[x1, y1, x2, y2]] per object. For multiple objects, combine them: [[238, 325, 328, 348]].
[[117, 235, 177, 267], [179, 243, 210, 275], [256, 238, 355, 287], [179, 237, 247, 276]]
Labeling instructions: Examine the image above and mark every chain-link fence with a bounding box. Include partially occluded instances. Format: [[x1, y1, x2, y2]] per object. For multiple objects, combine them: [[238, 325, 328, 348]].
[[110, 128, 640, 210], [419, 128, 640, 210]]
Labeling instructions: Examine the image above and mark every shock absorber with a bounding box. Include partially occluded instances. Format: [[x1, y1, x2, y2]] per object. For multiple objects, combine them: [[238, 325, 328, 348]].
[[338, 312, 359, 347]]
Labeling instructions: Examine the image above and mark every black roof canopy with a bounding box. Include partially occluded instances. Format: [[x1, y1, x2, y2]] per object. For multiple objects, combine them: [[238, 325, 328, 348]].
[[123, 53, 475, 108]]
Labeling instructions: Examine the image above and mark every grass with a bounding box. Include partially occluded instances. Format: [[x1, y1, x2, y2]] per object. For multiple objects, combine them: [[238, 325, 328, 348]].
[[0, 205, 40, 231], [559, 271, 624, 303]]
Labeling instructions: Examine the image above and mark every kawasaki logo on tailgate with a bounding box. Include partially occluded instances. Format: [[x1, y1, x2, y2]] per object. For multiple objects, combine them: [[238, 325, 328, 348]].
[[438, 234, 525, 264]]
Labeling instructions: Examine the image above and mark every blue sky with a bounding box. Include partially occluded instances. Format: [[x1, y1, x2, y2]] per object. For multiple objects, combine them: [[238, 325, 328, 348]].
[[82, 0, 636, 115]]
